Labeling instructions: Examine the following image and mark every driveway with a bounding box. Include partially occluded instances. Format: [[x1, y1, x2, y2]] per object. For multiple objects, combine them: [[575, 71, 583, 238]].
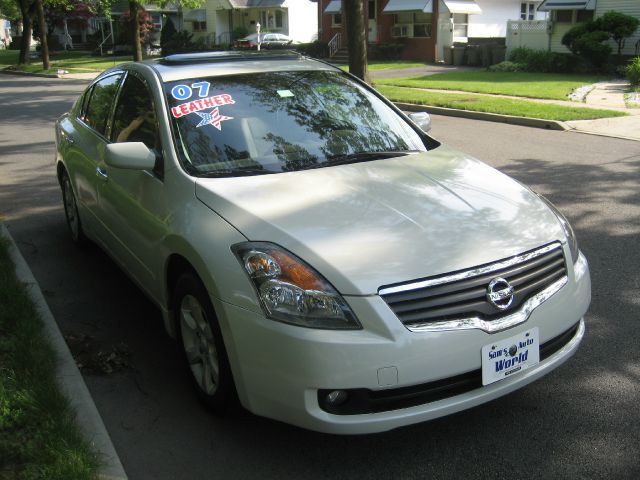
[[1, 75, 639, 480]]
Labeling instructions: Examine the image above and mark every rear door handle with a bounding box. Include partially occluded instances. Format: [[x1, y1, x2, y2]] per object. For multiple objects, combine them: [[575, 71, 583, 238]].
[[96, 166, 108, 181]]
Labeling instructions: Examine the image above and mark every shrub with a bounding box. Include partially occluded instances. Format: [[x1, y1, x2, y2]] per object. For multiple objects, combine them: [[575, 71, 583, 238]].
[[488, 61, 524, 72], [296, 41, 328, 58], [375, 43, 404, 61], [162, 30, 195, 55], [507, 47, 586, 73], [509, 47, 554, 72], [160, 17, 177, 54], [232, 26, 249, 40], [562, 26, 611, 69], [627, 56, 640, 86]]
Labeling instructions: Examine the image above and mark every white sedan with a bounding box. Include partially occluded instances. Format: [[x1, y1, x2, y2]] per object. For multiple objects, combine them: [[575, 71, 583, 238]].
[[55, 51, 591, 434]]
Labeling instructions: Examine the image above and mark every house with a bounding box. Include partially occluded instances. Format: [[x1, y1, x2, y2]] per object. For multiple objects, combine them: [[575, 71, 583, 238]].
[[538, 0, 640, 55], [318, 1, 549, 62], [467, 1, 547, 38], [183, 0, 318, 47]]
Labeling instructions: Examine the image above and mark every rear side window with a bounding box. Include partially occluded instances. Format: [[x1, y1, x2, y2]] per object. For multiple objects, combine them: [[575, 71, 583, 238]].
[[83, 73, 123, 136]]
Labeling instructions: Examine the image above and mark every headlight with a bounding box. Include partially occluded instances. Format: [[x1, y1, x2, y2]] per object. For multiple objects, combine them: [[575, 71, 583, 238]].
[[232, 242, 361, 330], [537, 195, 579, 263]]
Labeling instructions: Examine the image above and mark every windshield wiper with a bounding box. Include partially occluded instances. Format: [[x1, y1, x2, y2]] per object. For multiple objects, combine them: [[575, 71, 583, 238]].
[[197, 168, 270, 178], [323, 150, 419, 167]]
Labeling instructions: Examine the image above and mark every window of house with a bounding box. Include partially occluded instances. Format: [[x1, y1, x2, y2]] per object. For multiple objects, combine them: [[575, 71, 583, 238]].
[[392, 12, 431, 38], [192, 21, 207, 32], [520, 2, 536, 21], [368, 0, 376, 20], [332, 13, 342, 27], [413, 12, 432, 38], [555, 10, 573, 23], [453, 13, 468, 38], [260, 10, 283, 29]]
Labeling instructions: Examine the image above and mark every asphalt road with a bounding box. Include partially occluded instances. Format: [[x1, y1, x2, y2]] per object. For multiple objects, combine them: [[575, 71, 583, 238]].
[[1, 74, 639, 480]]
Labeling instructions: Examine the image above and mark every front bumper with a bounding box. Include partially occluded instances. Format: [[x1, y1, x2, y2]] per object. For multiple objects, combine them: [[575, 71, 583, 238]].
[[215, 251, 591, 434]]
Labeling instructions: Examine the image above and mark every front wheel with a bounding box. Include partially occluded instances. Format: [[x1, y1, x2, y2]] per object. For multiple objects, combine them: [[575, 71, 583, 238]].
[[174, 272, 238, 412], [60, 170, 87, 246]]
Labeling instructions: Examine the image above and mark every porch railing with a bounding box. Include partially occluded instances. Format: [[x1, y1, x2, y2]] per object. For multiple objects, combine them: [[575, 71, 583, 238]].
[[97, 32, 112, 56], [217, 31, 231, 46], [328, 32, 341, 58]]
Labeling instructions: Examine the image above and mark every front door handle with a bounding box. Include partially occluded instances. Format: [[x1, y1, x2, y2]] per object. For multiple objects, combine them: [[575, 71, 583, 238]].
[[96, 166, 109, 181]]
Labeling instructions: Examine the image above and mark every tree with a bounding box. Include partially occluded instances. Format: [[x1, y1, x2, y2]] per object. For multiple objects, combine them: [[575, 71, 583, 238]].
[[0, 0, 20, 22], [562, 10, 640, 68], [342, 0, 368, 83], [35, 0, 48, 68], [596, 11, 640, 56], [13, 0, 36, 64]]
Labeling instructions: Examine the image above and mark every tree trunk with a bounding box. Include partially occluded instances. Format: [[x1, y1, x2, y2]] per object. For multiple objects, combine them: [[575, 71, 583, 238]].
[[18, 5, 32, 64], [343, 0, 369, 83], [130, 1, 142, 62], [36, 0, 49, 70]]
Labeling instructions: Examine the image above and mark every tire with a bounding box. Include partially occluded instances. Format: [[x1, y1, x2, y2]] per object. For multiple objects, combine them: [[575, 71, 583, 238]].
[[60, 170, 87, 247], [173, 272, 238, 412]]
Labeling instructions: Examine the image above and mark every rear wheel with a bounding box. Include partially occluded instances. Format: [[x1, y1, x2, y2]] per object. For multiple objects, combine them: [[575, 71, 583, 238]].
[[60, 170, 87, 246], [174, 272, 237, 412]]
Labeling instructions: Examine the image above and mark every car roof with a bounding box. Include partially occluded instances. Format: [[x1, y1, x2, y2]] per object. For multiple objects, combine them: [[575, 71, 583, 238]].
[[145, 51, 337, 83]]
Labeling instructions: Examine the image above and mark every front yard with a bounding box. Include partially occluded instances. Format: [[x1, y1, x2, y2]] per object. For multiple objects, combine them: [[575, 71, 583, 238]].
[[0, 50, 134, 74], [375, 71, 609, 100], [377, 86, 625, 121]]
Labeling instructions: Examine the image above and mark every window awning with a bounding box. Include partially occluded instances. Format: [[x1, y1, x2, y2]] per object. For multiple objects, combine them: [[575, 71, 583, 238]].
[[441, 0, 482, 15], [323, 0, 341, 14], [538, 0, 596, 11], [184, 9, 206, 22], [382, 0, 433, 14]]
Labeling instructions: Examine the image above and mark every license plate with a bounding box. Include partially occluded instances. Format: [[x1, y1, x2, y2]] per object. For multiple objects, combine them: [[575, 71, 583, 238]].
[[481, 328, 540, 386]]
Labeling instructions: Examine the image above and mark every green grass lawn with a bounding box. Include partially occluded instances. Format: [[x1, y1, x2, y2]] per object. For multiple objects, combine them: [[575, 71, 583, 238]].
[[340, 61, 427, 72], [0, 50, 133, 74], [376, 71, 609, 100], [377, 85, 626, 121], [0, 237, 98, 479]]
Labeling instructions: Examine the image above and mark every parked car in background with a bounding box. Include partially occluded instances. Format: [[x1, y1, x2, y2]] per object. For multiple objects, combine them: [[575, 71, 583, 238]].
[[234, 33, 296, 49], [54, 51, 590, 434]]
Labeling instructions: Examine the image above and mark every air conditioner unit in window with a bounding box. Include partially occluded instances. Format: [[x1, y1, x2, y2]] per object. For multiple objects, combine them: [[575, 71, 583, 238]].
[[392, 25, 409, 37]]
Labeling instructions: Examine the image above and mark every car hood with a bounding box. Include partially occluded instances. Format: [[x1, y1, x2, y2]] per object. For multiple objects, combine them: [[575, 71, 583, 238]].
[[195, 146, 564, 295]]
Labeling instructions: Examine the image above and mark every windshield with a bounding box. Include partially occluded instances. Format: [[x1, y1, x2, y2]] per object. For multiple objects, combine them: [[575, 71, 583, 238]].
[[165, 70, 428, 177]]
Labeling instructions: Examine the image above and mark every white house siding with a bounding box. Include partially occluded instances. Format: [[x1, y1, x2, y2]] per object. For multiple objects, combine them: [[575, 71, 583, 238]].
[[550, 21, 573, 52], [468, 0, 547, 38], [284, 0, 318, 42], [596, 0, 640, 55]]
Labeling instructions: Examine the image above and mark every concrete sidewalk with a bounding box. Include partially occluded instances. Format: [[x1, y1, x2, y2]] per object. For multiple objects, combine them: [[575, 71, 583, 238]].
[[564, 80, 640, 142]]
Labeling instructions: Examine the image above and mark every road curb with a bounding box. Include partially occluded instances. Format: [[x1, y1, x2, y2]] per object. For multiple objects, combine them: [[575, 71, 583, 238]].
[[395, 102, 570, 131], [0, 68, 60, 78], [0, 223, 128, 480]]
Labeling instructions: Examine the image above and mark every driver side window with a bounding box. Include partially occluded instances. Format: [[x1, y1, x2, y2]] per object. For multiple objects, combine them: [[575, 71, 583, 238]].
[[111, 73, 163, 176], [112, 74, 159, 148]]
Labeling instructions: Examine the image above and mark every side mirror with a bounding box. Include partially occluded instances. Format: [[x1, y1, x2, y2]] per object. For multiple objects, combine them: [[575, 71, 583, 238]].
[[105, 142, 156, 170], [408, 111, 432, 133]]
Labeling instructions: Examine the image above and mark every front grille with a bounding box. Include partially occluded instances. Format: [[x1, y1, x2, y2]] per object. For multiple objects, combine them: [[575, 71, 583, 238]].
[[318, 322, 581, 415], [379, 243, 567, 330]]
